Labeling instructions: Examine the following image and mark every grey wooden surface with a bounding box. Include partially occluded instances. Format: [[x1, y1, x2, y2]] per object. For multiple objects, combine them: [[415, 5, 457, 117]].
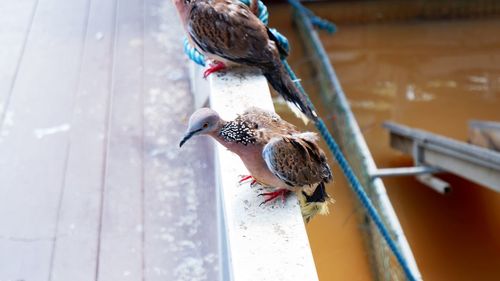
[[0, 0, 220, 280]]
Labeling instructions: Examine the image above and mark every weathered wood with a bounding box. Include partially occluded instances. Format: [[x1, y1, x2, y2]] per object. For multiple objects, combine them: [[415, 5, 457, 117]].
[[0, 0, 90, 280], [96, 0, 145, 279], [49, 0, 117, 280], [0, 0, 38, 114], [142, 1, 220, 280], [0, 0, 221, 280]]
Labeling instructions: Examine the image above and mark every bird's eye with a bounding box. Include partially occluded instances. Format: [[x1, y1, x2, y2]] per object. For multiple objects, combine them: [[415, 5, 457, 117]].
[[202, 123, 209, 128]]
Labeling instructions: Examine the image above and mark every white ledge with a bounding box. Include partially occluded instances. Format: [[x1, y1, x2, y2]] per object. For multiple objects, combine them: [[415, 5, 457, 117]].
[[190, 64, 319, 281]]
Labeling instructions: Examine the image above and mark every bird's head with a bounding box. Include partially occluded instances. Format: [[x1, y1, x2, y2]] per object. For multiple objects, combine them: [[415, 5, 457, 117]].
[[172, 0, 194, 21], [179, 108, 221, 147]]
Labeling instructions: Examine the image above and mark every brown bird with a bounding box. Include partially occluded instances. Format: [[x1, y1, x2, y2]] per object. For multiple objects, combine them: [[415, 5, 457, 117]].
[[172, 0, 318, 121], [179, 107, 333, 222]]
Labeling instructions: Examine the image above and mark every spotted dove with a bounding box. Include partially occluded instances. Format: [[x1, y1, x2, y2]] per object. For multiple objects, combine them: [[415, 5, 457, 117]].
[[172, 0, 318, 121], [179, 107, 333, 222]]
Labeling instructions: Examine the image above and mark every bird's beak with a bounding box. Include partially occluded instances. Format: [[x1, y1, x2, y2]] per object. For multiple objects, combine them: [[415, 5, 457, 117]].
[[179, 129, 201, 147]]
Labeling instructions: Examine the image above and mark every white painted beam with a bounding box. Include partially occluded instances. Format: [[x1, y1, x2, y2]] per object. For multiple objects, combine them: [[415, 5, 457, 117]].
[[191, 64, 319, 281]]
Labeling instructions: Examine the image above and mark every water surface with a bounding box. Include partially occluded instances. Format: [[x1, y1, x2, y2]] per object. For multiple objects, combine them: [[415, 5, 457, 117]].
[[270, 6, 500, 280]]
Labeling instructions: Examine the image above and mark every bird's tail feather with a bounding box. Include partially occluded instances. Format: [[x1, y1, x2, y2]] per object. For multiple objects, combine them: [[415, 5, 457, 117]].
[[262, 63, 318, 121], [286, 101, 310, 125], [298, 182, 333, 223]]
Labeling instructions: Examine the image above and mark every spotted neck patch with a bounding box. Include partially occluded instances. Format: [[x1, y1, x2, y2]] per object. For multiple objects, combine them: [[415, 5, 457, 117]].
[[219, 120, 257, 145]]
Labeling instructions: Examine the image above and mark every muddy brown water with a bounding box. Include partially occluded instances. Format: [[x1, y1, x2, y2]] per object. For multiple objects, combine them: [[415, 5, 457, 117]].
[[269, 5, 500, 281]]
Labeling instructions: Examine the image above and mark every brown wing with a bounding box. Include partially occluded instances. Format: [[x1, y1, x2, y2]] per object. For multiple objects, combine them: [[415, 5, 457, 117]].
[[236, 107, 298, 142], [262, 135, 332, 187], [188, 0, 278, 65]]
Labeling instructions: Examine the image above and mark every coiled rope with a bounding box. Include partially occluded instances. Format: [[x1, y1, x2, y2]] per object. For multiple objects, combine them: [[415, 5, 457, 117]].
[[182, 1, 417, 280]]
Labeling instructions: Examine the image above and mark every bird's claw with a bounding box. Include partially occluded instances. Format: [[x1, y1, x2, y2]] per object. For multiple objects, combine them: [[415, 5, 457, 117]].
[[203, 61, 226, 78], [239, 175, 257, 186], [239, 175, 253, 183], [258, 189, 289, 206]]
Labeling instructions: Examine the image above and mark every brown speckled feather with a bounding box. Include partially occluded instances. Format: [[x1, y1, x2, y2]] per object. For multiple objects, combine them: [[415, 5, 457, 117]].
[[235, 107, 331, 187], [180, 107, 332, 221], [188, 0, 277, 65], [175, 0, 317, 120], [235, 107, 297, 143], [263, 135, 332, 188], [237, 107, 292, 127]]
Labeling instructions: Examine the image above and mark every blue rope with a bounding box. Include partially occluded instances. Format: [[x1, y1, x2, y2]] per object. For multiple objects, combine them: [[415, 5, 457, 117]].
[[284, 2, 416, 280], [240, 0, 269, 24], [287, 0, 336, 33], [184, 38, 205, 66], [283, 62, 417, 281], [268, 28, 290, 58], [182, 1, 416, 280]]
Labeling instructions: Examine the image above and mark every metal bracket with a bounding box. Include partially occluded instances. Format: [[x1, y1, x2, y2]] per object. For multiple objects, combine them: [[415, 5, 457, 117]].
[[371, 139, 451, 194], [415, 174, 451, 194], [412, 140, 425, 165], [371, 165, 450, 194], [371, 166, 441, 178], [411, 141, 451, 194]]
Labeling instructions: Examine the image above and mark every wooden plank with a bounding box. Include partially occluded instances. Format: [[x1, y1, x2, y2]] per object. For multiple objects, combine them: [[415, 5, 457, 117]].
[[48, 0, 117, 280], [96, 0, 145, 280], [0, 0, 90, 279], [142, 1, 220, 280], [0, 0, 38, 113]]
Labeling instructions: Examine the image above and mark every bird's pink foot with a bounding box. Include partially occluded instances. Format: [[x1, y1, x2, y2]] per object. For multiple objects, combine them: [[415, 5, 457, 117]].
[[239, 175, 257, 186], [203, 61, 226, 78], [259, 189, 290, 206]]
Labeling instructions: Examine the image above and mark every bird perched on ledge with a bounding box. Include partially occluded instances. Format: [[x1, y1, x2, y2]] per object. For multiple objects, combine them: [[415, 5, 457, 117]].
[[172, 0, 318, 121], [179, 107, 333, 222]]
